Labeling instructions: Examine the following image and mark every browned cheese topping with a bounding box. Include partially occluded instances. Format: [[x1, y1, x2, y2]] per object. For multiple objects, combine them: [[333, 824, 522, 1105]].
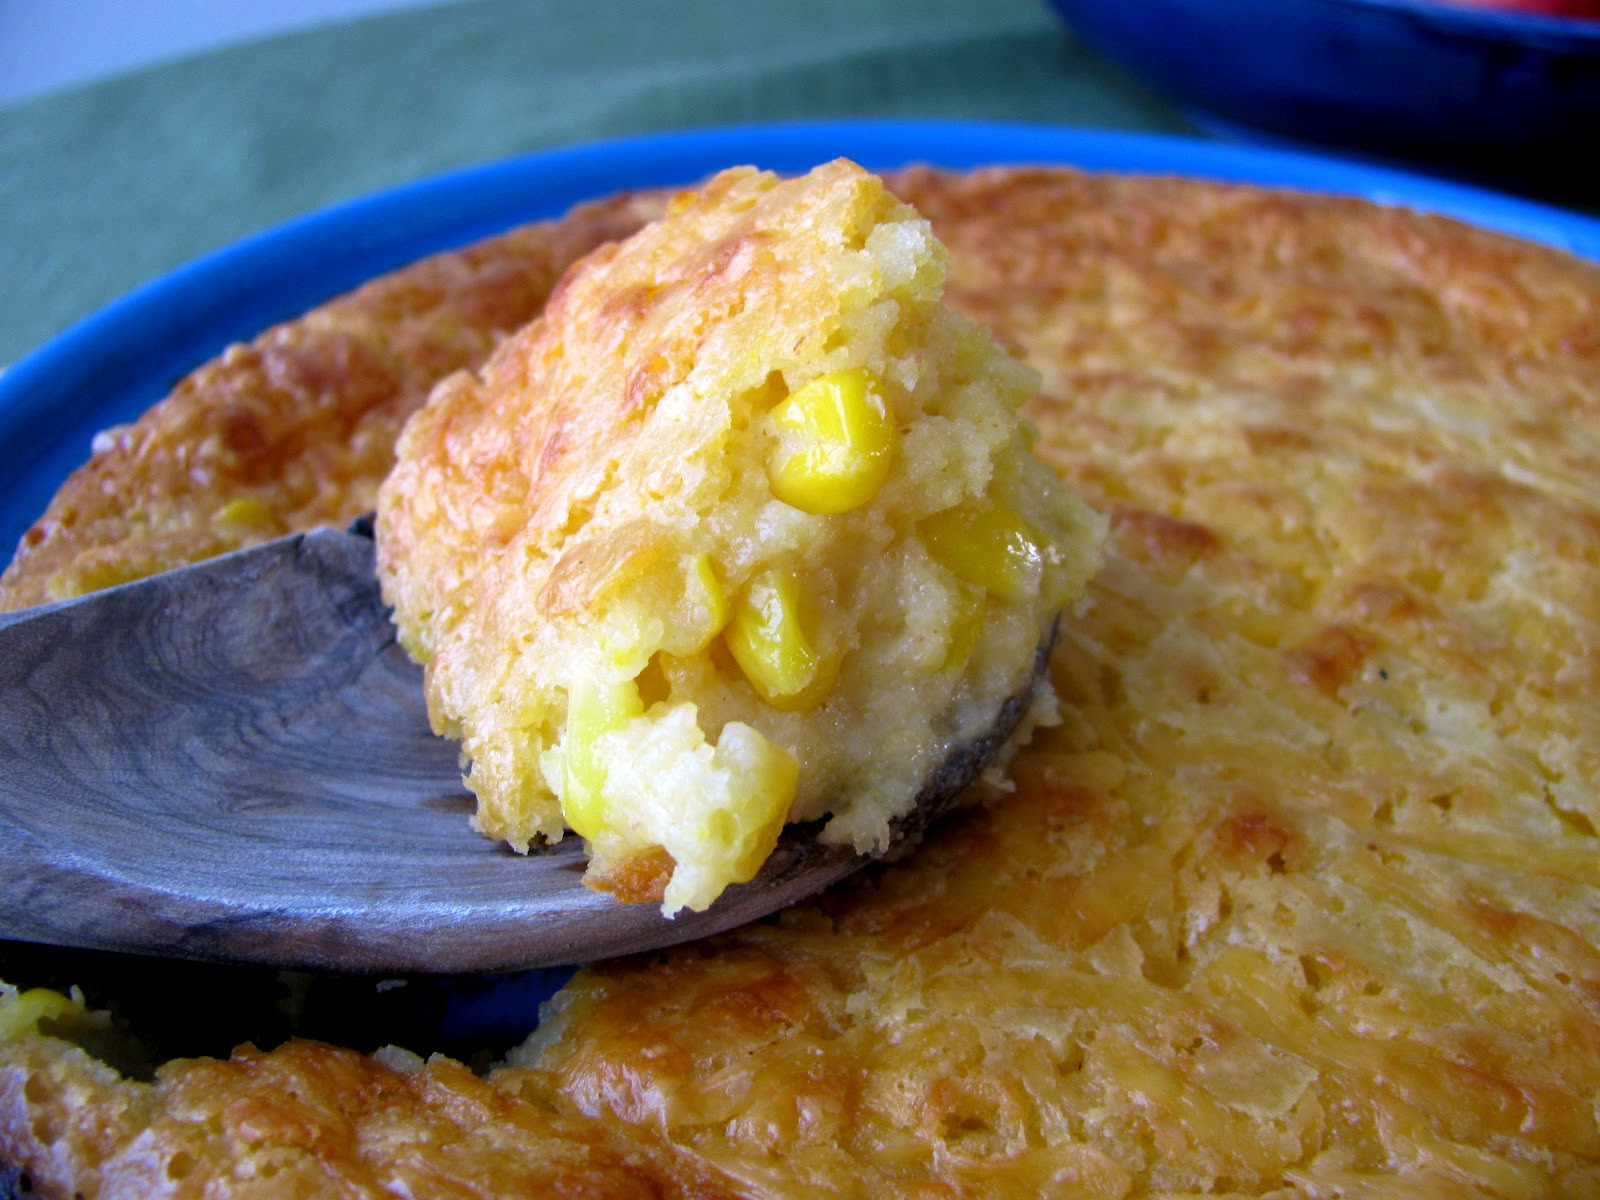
[[0, 192, 663, 612]]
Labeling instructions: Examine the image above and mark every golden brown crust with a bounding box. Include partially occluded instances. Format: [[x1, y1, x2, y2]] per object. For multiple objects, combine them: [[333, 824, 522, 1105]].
[[377, 165, 906, 652], [582, 844, 677, 904], [0, 191, 668, 613], [2, 1036, 740, 1199], [5, 165, 1600, 1197]]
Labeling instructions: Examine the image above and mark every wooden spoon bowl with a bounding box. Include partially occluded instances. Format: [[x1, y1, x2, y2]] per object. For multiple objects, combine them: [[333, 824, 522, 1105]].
[[0, 525, 1050, 974]]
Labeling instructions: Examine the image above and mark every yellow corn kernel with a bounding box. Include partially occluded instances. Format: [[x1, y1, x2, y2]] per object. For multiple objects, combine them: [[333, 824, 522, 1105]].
[[560, 677, 643, 840], [676, 553, 728, 654], [767, 368, 895, 515], [701, 725, 799, 884], [213, 497, 273, 528], [0, 987, 78, 1042], [922, 502, 1045, 601], [944, 590, 988, 670], [724, 568, 839, 711]]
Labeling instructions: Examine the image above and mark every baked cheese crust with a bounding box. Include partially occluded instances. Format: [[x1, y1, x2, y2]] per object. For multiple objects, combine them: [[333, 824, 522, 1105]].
[[4, 165, 1599, 1197], [0, 191, 664, 613]]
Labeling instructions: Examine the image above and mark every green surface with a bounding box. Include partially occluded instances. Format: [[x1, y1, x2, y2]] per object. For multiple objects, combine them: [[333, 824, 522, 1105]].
[[0, 0, 1189, 368]]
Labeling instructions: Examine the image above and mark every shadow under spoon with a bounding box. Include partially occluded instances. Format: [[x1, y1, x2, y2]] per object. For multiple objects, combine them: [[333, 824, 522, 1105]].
[[0, 525, 1049, 974]]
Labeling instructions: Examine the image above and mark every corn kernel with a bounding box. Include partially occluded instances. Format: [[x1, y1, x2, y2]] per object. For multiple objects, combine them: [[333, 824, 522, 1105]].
[[677, 553, 728, 654], [922, 502, 1045, 601], [767, 368, 895, 515], [213, 497, 273, 528], [944, 591, 988, 670], [700, 724, 799, 883], [724, 568, 839, 711], [0, 987, 78, 1041], [560, 677, 643, 840]]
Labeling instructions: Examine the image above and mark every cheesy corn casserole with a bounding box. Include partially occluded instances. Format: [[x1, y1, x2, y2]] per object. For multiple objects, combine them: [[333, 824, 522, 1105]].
[[376, 160, 1102, 913], [3, 164, 1598, 1198]]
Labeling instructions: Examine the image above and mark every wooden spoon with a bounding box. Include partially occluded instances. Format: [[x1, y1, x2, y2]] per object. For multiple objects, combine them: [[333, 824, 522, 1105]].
[[0, 524, 1048, 974]]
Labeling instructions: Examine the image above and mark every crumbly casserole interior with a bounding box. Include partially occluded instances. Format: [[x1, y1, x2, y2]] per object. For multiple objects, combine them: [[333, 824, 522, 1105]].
[[376, 160, 1102, 913]]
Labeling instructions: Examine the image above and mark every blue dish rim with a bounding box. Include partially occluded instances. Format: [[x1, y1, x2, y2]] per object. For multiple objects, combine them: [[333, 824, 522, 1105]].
[[1323, 0, 1600, 41], [5, 118, 1600, 559]]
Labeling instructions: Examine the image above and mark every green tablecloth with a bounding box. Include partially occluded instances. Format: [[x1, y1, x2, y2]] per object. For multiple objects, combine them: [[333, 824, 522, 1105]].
[[0, 0, 1192, 369]]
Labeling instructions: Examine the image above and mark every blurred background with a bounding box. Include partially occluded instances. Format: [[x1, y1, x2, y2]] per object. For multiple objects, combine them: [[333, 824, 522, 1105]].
[[0, 0, 467, 106], [1, 0, 1596, 368]]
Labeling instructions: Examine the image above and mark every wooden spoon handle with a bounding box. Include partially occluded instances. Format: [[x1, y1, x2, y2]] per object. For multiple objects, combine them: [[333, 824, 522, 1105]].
[[1, 528, 469, 965]]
